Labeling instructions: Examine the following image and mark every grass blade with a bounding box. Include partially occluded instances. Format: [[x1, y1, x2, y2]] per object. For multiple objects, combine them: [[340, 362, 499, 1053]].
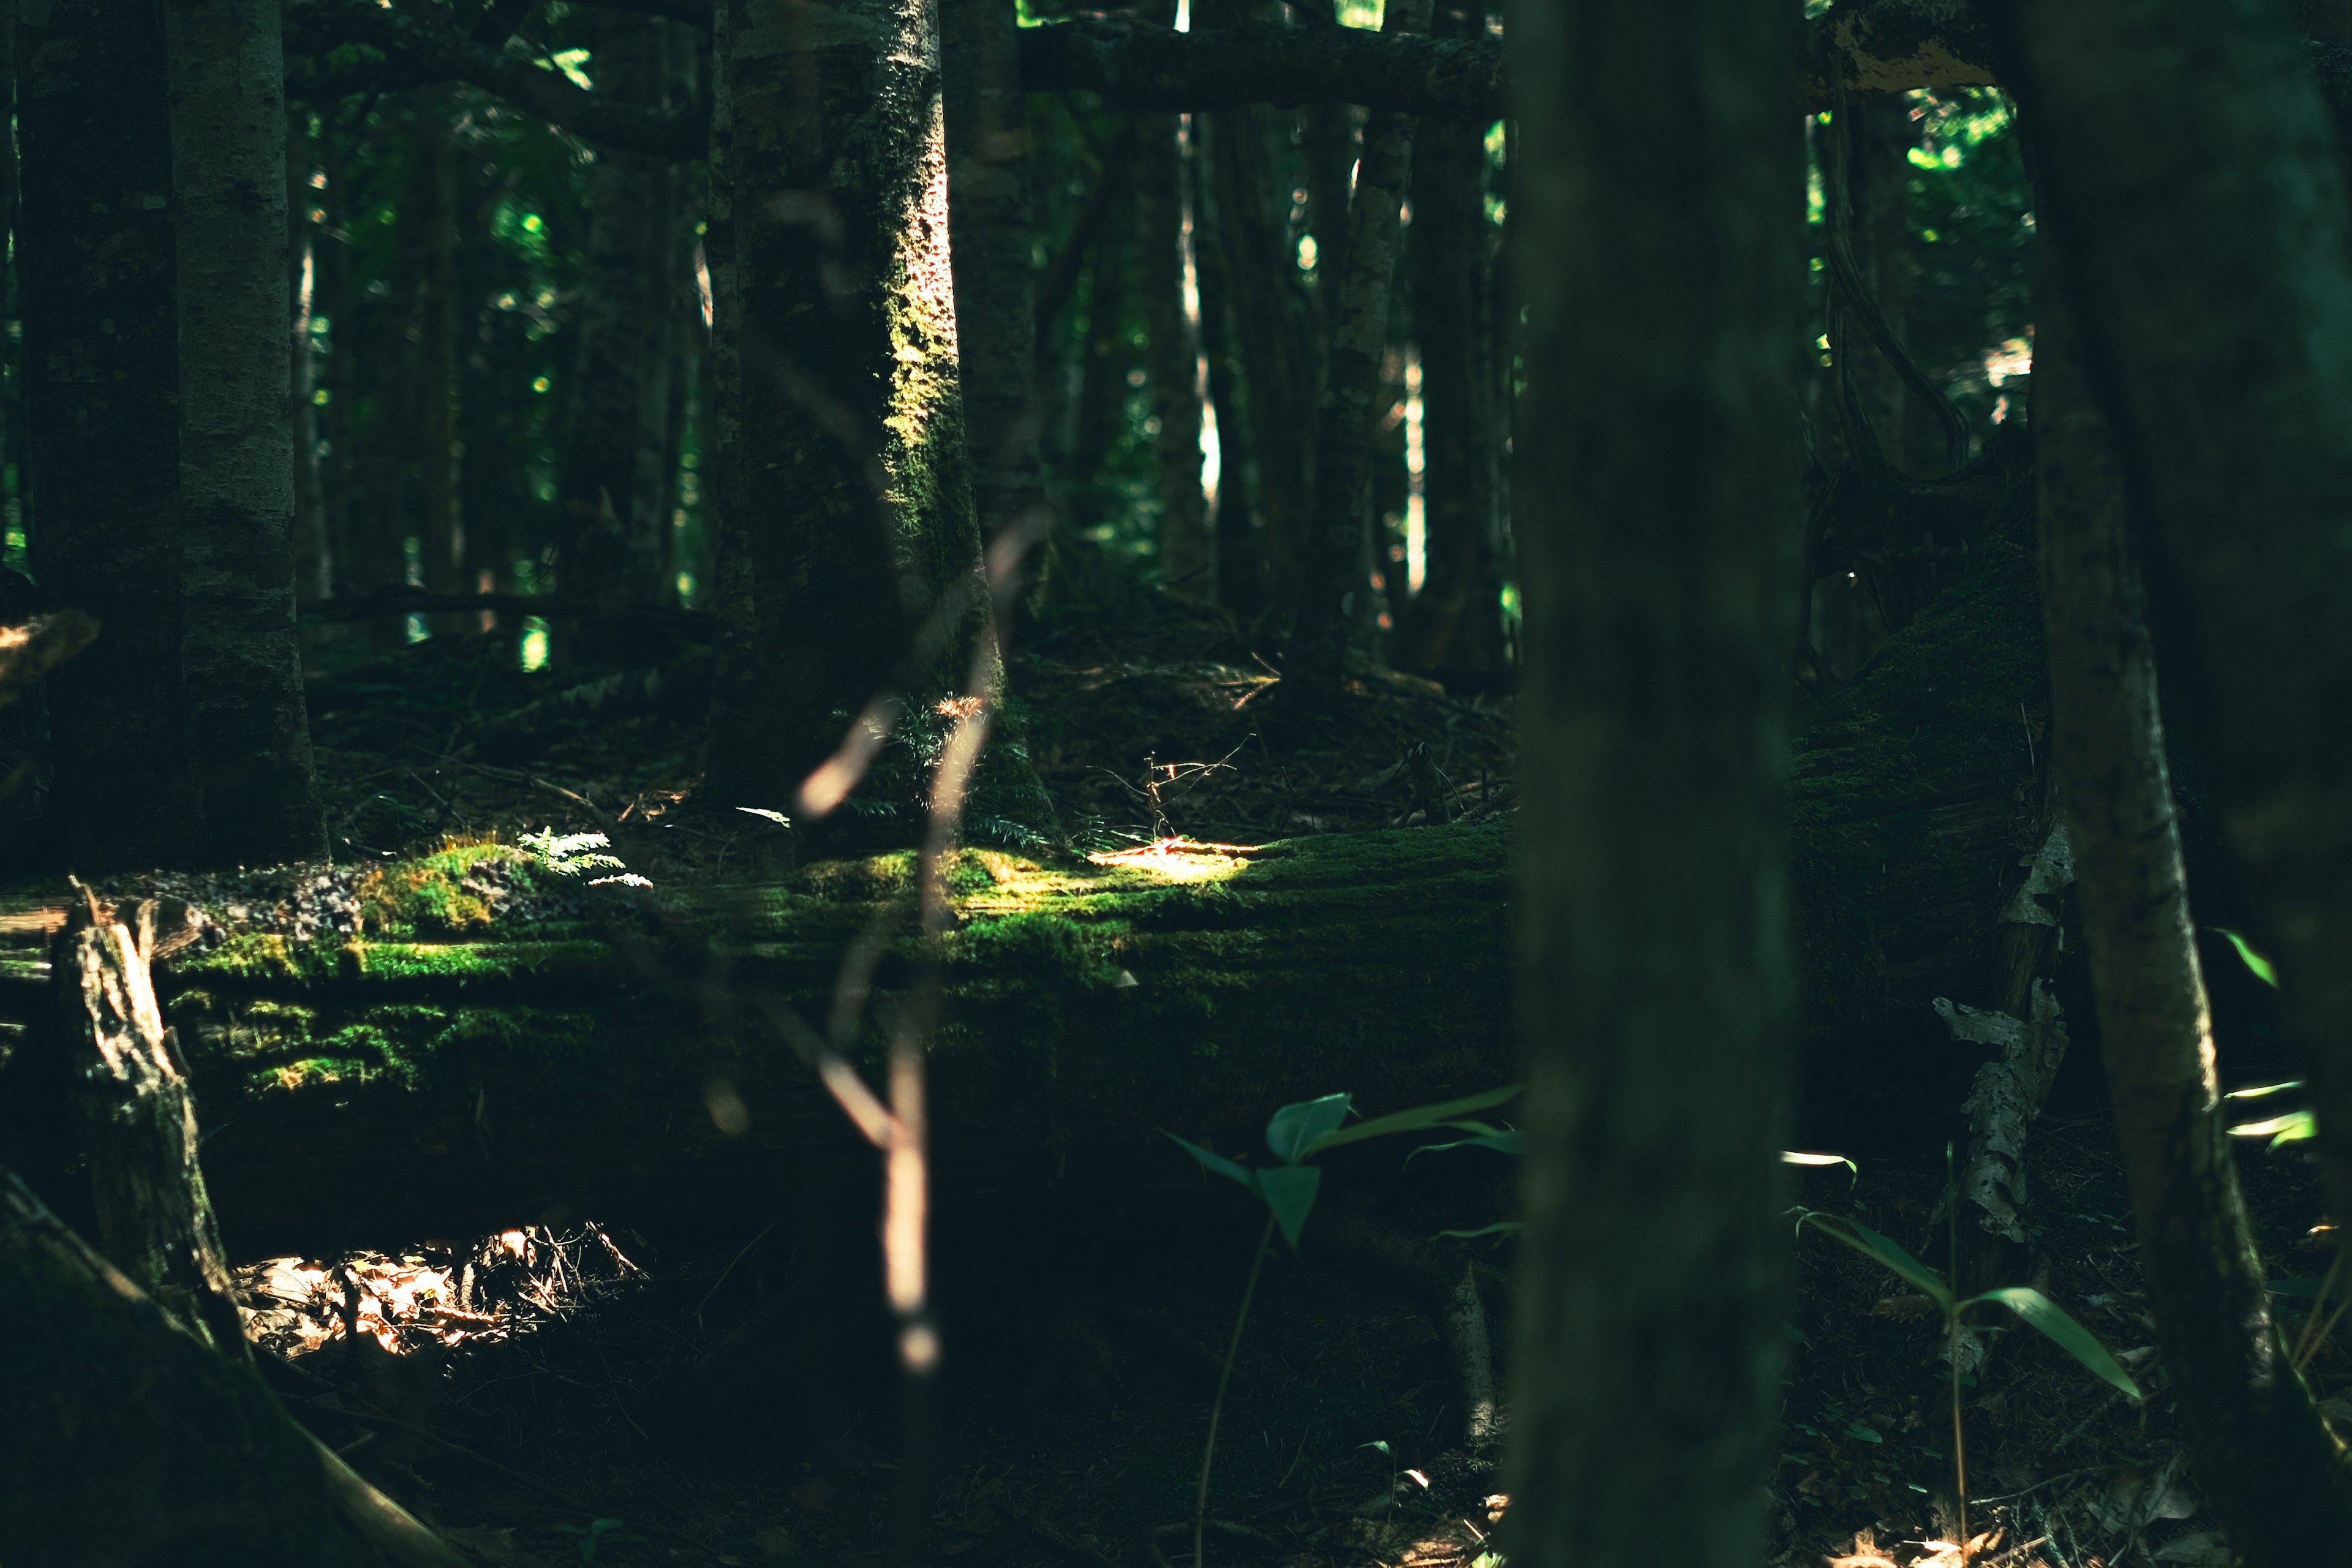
[[1968, 1286, 2142, 1402]]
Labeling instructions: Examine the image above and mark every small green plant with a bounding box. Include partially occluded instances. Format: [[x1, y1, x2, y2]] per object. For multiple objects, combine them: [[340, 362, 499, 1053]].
[[1796, 1147, 2140, 1564], [1166, 1085, 1520, 1568]]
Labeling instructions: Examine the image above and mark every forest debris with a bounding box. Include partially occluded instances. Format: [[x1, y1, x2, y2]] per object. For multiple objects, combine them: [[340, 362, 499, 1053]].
[[1939, 982, 2071, 1243], [1999, 823, 2075, 927]]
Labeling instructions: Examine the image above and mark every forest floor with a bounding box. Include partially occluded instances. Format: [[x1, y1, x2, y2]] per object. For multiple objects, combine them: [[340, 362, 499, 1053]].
[[109, 602, 2343, 1567]]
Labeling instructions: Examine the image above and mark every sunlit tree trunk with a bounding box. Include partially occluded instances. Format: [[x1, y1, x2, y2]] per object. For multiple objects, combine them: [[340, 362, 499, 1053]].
[[1136, 105, 1212, 599], [17, 0, 205, 871], [1992, 0, 2352, 1283], [2035, 254, 2352, 1567], [167, 0, 325, 867], [703, 0, 995, 824], [1504, 1, 1801, 1566], [558, 10, 683, 663]]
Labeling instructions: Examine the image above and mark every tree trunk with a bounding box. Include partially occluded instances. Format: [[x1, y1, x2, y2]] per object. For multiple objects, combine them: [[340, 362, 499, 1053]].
[[558, 11, 682, 665], [1395, 17, 1502, 678], [943, 0, 1049, 566], [703, 0, 997, 826], [399, 102, 464, 626], [1285, 0, 1428, 707], [1192, 115, 1264, 615], [17, 0, 205, 873], [1993, 0, 2352, 1258], [0, 1172, 469, 1568], [288, 108, 330, 606], [1504, 7, 1800, 1568], [1198, 47, 1318, 620], [2034, 252, 2352, 1565], [167, 0, 326, 869], [52, 897, 250, 1359], [1136, 107, 1213, 598]]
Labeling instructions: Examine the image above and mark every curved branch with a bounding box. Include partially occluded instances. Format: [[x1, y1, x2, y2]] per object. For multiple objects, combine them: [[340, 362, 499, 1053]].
[[284, 0, 707, 158]]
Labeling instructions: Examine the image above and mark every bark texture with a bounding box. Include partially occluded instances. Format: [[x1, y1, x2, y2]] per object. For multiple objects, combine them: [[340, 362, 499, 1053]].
[[168, 0, 326, 867], [2035, 264, 2352, 1564], [1993, 0, 2352, 1255], [1286, 0, 1429, 705], [17, 0, 205, 872], [0, 1172, 469, 1568], [55, 899, 249, 1359], [559, 10, 684, 659], [1504, 5, 1801, 1568], [703, 0, 995, 823]]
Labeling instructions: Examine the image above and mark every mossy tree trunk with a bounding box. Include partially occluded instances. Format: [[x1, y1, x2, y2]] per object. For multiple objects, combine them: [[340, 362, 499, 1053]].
[[703, 0, 1001, 827], [1994, 0, 2352, 1264], [2035, 247, 2352, 1566], [167, 0, 327, 869], [18, 0, 205, 872], [1504, 6, 1801, 1568]]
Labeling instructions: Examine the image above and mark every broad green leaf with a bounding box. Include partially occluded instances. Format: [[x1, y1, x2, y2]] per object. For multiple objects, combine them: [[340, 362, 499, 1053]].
[[1257, 1166, 1323, 1248], [1164, 1132, 1261, 1196], [1436, 1221, 1523, 1240], [1306, 1085, 1522, 1156], [1967, 1286, 2142, 1402], [1782, 1152, 1859, 1174], [1266, 1093, 1354, 1165], [1796, 1212, 1954, 1311], [2214, 928, 2278, 987], [2225, 1079, 2304, 1101], [1406, 1121, 1524, 1161]]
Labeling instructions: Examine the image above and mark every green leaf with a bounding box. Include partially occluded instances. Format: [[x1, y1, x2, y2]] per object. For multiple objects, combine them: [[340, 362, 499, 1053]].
[[1782, 1151, 1859, 1174], [1406, 1121, 1524, 1161], [2230, 1109, 2316, 1148], [1844, 1422, 1883, 1444], [1306, 1085, 1522, 1156], [1164, 1132, 1261, 1197], [2214, 927, 2278, 987], [1436, 1221, 1523, 1240], [1266, 1094, 1354, 1165], [1257, 1166, 1323, 1248], [1967, 1286, 2142, 1402], [1795, 1212, 1955, 1311], [2225, 1079, 2304, 1101]]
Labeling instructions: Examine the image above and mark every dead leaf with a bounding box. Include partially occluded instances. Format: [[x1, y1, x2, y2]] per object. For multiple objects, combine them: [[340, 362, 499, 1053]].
[[2152, 1532, 2234, 1566], [1825, 1529, 1899, 1568]]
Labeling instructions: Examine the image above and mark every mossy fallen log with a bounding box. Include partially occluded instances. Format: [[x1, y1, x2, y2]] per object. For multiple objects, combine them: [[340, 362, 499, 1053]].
[[0, 551, 2051, 1252]]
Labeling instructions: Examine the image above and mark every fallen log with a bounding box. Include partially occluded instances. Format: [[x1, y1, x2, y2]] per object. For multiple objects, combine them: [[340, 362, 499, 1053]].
[[0, 1171, 467, 1568], [0, 549, 2053, 1253]]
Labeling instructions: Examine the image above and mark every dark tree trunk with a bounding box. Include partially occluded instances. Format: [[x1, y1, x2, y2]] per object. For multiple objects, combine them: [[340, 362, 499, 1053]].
[[167, 0, 326, 869], [0, 1173, 469, 1568], [1993, 0, 2352, 1265], [1504, 6, 1801, 1568], [1192, 115, 1264, 614], [0, 0, 15, 565], [703, 0, 999, 826], [943, 0, 1047, 566], [288, 108, 330, 606], [1136, 107, 1212, 598], [1285, 1, 1428, 707], [17, 0, 204, 873], [558, 11, 683, 663], [1842, 94, 1922, 472], [2035, 255, 2352, 1566], [1071, 183, 1136, 530], [1395, 4, 1502, 676], [1197, 32, 1318, 619], [402, 104, 463, 617]]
